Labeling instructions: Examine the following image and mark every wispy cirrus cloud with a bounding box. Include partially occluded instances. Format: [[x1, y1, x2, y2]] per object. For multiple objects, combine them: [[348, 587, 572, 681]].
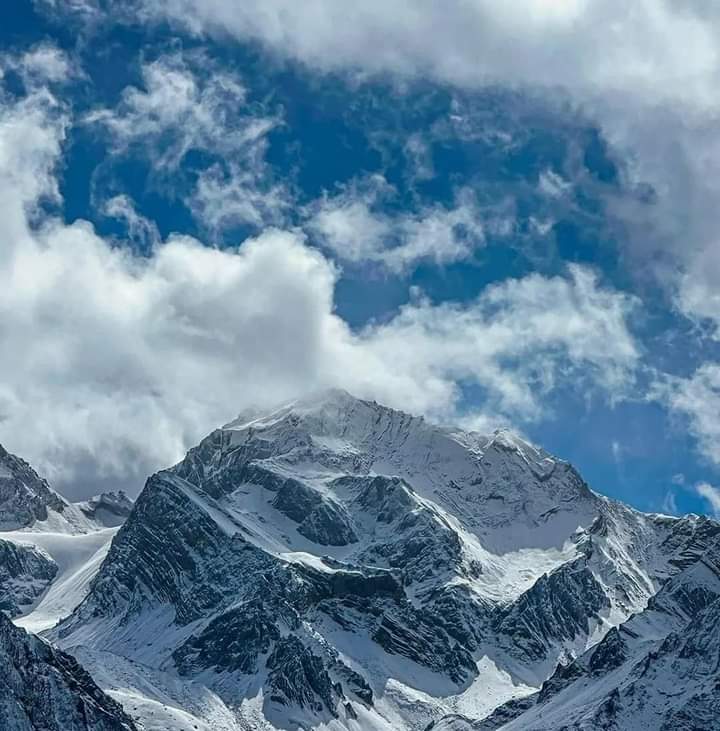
[[306, 176, 490, 273], [652, 364, 720, 468], [86, 52, 289, 233]]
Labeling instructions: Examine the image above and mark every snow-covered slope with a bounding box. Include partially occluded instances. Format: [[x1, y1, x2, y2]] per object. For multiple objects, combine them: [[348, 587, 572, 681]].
[[9, 527, 119, 633], [0, 444, 133, 631], [436, 546, 720, 731], [0, 442, 133, 535], [50, 390, 720, 731]]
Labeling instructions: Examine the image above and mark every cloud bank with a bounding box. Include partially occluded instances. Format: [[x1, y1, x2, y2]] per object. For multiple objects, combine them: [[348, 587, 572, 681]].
[[129, 0, 720, 472], [0, 50, 639, 496]]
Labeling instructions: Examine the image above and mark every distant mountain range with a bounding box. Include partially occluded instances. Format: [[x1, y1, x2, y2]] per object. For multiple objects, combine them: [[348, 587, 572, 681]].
[[1, 390, 719, 730]]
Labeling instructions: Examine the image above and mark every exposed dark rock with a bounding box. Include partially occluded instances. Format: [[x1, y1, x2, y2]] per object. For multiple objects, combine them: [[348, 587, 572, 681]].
[[0, 444, 66, 530], [265, 635, 341, 716], [371, 603, 476, 684], [333, 662, 373, 705], [297, 499, 358, 546], [493, 557, 610, 664], [588, 627, 627, 676], [350, 475, 417, 523], [0, 611, 137, 730], [424, 583, 491, 651], [0, 538, 58, 617], [174, 599, 281, 675], [273, 477, 322, 522]]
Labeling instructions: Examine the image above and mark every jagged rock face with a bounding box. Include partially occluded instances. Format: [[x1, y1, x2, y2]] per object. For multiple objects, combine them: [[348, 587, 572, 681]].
[[653, 514, 720, 572], [174, 599, 281, 675], [467, 552, 720, 730], [65, 471, 288, 625], [0, 444, 66, 530], [492, 557, 610, 667], [0, 611, 137, 730], [0, 538, 57, 617], [371, 602, 476, 683], [52, 391, 720, 730], [266, 635, 342, 715]]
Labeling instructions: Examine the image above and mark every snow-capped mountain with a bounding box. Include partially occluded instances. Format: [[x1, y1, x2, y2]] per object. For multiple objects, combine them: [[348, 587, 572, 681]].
[[44, 390, 720, 731], [75, 491, 134, 529], [0, 444, 68, 531], [0, 443, 139, 729]]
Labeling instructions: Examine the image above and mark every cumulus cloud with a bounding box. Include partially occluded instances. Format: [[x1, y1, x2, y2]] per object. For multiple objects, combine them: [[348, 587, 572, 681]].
[[127, 2, 720, 285], [358, 264, 639, 419], [0, 58, 640, 496]]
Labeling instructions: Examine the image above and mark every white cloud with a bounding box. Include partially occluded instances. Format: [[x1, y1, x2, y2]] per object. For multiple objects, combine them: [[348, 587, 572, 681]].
[[654, 364, 720, 467], [0, 61, 640, 496], [361, 264, 639, 419], [138, 1, 720, 109], [128, 1, 720, 483], [87, 53, 286, 232], [87, 54, 252, 164], [191, 161, 289, 233], [130, 2, 720, 329], [103, 194, 160, 251], [538, 169, 572, 199], [307, 176, 488, 272], [695, 482, 720, 517], [661, 489, 679, 516], [2, 43, 74, 85]]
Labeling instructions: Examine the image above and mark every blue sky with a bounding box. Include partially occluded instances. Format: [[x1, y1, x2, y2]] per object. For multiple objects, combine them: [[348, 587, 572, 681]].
[[3, 1, 720, 517]]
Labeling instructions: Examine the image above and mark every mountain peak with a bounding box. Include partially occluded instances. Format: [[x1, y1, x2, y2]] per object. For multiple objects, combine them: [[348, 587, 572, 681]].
[[76, 491, 134, 528], [0, 443, 67, 530], [224, 387, 387, 430], [49, 392, 720, 731]]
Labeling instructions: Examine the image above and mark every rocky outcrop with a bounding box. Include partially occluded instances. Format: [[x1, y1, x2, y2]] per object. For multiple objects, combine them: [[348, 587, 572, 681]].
[[492, 557, 610, 666], [0, 611, 137, 730], [0, 444, 67, 530], [265, 635, 342, 716], [0, 538, 57, 617], [76, 491, 134, 528]]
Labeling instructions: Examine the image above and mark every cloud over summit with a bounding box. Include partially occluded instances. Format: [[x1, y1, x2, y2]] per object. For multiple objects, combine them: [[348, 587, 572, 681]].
[[0, 47, 640, 495]]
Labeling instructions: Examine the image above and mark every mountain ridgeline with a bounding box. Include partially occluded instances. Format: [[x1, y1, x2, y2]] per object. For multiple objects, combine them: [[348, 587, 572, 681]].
[[3, 390, 720, 730]]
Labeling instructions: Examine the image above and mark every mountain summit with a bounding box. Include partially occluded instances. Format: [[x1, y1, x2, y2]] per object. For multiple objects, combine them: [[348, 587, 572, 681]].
[[0, 444, 68, 531], [32, 391, 720, 730]]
